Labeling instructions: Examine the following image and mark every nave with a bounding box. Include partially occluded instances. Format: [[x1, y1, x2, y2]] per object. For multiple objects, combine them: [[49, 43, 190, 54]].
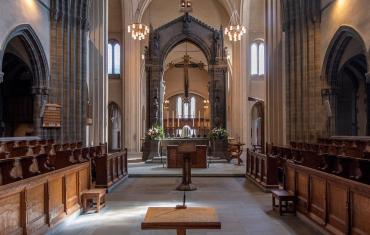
[[49, 177, 320, 235]]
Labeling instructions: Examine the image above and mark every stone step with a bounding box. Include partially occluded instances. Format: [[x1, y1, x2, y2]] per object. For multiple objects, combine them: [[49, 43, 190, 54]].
[[145, 156, 228, 164]]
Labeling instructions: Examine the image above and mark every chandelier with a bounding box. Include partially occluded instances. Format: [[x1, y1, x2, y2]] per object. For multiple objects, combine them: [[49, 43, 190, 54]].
[[127, 23, 149, 40], [224, 10, 246, 42]]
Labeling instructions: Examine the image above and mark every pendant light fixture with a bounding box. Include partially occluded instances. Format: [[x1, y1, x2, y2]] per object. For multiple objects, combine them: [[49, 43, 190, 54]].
[[224, 3, 246, 42]]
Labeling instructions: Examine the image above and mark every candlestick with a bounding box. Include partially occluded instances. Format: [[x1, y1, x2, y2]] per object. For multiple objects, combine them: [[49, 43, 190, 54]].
[[172, 111, 175, 127], [198, 111, 201, 127], [167, 111, 169, 128]]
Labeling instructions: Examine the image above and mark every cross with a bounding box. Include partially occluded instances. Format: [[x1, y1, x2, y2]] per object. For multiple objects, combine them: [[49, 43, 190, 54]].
[[172, 54, 204, 101]]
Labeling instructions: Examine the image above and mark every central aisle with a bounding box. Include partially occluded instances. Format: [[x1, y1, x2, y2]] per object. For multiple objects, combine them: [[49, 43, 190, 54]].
[[49, 177, 322, 235]]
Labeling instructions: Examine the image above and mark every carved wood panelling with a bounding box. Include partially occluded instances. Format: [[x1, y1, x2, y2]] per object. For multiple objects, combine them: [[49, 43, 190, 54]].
[[0, 163, 90, 235], [351, 192, 370, 235], [26, 183, 47, 234], [65, 172, 79, 214], [0, 193, 22, 235], [296, 172, 309, 212], [285, 162, 370, 235], [309, 175, 326, 225], [326, 182, 348, 235]]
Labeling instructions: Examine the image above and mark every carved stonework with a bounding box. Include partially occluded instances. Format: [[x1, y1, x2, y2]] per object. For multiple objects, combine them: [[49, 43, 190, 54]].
[[146, 14, 228, 129], [366, 72, 370, 84]]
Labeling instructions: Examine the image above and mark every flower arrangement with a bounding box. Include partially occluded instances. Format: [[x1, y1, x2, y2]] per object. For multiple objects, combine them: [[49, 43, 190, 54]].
[[145, 125, 164, 140], [208, 127, 228, 141]]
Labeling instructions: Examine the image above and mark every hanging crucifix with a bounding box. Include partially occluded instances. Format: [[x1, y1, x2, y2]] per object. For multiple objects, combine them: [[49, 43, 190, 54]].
[[173, 53, 205, 102]]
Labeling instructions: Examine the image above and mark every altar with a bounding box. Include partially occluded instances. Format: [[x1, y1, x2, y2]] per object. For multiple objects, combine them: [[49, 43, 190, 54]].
[[160, 138, 209, 156]]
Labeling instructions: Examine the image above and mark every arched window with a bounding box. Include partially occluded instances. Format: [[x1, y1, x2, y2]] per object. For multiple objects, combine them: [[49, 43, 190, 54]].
[[177, 97, 182, 117], [183, 102, 189, 118], [251, 40, 265, 76], [190, 97, 196, 117], [258, 43, 265, 75], [251, 43, 258, 75], [108, 40, 121, 76], [114, 44, 121, 74]]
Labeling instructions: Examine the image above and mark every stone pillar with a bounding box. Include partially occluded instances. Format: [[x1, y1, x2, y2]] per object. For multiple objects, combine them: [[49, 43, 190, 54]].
[[0, 72, 3, 84], [86, 0, 108, 146], [123, 0, 144, 157], [366, 73, 370, 135], [265, 0, 285, 145], [208, 65, 227, 128]]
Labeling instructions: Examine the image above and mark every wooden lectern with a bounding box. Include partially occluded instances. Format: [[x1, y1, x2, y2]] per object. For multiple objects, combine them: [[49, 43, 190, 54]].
[[176, 142, 197, 191]]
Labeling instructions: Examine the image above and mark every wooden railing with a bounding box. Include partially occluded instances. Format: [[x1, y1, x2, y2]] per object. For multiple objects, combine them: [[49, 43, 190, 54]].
[[246, 149, 279, 190], [0, 162, 90, 235], [247, 140, 370, 235], [95, 148, 128, 190]]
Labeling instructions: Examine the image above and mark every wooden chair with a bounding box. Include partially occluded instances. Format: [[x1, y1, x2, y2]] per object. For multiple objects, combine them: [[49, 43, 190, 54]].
[[271, 189, 296, 216], [81, 188, 106, 213]]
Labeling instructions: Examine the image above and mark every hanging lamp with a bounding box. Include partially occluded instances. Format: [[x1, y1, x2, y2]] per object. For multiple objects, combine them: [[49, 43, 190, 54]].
[[224, 9, 246, 42], [128, 23, 149, 41]]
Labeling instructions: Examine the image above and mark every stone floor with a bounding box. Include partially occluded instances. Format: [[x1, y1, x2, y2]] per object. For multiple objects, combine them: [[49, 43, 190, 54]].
[[129, 161, 246, 177], [49, 177, 323, 235], [128, 155, 246, 177]]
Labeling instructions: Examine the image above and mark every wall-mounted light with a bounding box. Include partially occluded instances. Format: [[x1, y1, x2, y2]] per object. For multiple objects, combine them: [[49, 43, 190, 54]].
[[180, 0, 192, 13]]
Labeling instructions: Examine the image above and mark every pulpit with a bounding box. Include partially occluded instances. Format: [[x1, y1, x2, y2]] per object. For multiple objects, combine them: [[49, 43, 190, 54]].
[[176, 142, 197, 191], [167, 145, 207, 168]]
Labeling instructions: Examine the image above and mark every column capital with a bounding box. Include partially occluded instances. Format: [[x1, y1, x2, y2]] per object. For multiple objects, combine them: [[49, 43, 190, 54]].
[[0, 72, 4, 84]]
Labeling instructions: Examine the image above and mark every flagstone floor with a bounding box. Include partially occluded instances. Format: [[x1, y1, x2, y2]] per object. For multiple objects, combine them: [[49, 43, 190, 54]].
[[49, 177, 323, 235]]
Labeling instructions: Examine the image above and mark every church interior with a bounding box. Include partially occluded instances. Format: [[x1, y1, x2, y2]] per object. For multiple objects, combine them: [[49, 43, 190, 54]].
[[0, 0, 369, 234]]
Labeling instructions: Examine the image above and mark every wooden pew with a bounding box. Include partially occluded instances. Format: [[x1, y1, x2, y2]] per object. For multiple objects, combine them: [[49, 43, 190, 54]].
[[0, 162, 90, 235], [285, 162, 370, 235], [95, 148, 128, 190], [246, 149, 279, 191]]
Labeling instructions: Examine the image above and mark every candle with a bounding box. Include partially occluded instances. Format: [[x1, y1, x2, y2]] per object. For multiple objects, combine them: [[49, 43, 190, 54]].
[[198, 111, 201, 127], [178, 117, 180, 127], [167, 111, 169, 128], [172, 111, 175, 127], [192, 117, 195, 127]]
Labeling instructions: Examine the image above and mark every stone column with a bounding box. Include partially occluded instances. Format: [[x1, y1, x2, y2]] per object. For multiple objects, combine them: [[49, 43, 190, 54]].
[[208, 64, 227, 128], [0, 72, 3, 84], [123, 0, 144, 157], [265, 0, 285, 145]]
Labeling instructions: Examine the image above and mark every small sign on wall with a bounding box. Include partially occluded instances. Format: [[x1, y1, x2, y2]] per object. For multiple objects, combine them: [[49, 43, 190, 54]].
[[43, 104, 62, 128]]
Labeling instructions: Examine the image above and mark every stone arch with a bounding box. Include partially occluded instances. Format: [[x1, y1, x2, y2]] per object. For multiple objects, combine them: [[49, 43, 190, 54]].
[[161, 35, 212, 65], [322, 25, 369, 135], [146, 13, 228, 128], [0, 24, 50, 138], [0, 24, 49, 89], [135, 0, 232, 22], [322, 25, 368, 85]]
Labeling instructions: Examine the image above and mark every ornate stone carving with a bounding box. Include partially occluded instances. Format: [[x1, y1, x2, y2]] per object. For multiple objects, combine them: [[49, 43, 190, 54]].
[[146, 14, 227, 128], [366, 72, 370, 84]]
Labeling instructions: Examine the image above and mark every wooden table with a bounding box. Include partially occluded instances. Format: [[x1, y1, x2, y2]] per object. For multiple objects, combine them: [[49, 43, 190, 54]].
[[141, 207, 221, 235]]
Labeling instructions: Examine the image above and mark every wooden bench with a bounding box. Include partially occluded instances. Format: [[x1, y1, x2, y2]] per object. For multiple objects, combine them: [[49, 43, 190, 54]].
[[271, 189, 296, 215], [81, 188, 106, 213]]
